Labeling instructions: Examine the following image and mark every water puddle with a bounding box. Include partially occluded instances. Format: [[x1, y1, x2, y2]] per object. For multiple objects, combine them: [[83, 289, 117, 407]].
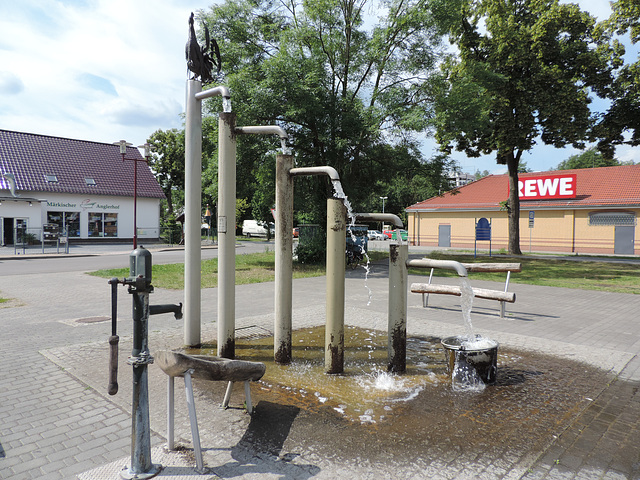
[[187, 325, 448, 424]]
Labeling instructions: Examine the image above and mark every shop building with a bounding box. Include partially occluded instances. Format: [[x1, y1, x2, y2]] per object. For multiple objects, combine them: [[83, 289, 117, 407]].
[[406, 165, 640, 255], [0, 130, 165, 245]]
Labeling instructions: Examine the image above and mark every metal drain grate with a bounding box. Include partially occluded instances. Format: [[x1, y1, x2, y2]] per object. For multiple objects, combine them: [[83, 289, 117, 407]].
[[235, 325, 272, 340]]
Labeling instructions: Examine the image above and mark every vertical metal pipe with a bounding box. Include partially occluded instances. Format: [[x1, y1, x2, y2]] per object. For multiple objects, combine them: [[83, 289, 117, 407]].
[[184, 79, 202, 347], [217, 112, 237, 358], [326, 198, 346, 374], [388, 243, 408, 372], [274, 154, 294, 364], [127, 290, 160, 478]]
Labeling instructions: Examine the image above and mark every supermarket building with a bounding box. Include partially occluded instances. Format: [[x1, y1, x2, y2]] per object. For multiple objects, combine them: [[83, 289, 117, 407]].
[[406, 165, 640, 255], [0, 130, 165, 245]]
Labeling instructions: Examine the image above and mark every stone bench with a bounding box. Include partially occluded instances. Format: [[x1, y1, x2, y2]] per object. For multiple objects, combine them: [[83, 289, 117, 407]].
[[156, 350, 266, 473]]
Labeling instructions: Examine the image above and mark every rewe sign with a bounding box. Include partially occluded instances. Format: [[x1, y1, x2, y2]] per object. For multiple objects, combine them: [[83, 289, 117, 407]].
[[516, 174, 577, 200]]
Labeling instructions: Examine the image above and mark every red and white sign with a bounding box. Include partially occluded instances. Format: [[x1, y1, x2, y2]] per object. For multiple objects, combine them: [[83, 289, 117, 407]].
[[516, 174, 577, 200]]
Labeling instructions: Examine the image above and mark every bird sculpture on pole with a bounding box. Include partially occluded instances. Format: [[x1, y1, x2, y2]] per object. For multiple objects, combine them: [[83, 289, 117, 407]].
[[186, 12, 221, 84]]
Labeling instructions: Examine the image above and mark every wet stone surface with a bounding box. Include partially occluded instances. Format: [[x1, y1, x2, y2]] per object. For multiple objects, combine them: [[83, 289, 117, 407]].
[[188, 326, 612, 467]]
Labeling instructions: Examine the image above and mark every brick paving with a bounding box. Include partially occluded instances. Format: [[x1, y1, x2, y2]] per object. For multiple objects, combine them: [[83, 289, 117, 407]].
[[0, 248, 639, 479]]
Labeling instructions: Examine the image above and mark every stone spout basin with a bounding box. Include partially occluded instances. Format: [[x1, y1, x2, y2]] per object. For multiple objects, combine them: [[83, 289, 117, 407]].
[[156, 350, 266, 382]]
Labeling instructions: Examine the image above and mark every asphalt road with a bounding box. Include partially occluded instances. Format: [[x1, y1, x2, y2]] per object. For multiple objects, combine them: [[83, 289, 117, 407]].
[[0, 240, 275, 275]]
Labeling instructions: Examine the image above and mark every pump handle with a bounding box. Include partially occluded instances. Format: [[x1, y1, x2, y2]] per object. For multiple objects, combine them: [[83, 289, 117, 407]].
[[107, 277, 119, 395], [108, 335, 119, 395]]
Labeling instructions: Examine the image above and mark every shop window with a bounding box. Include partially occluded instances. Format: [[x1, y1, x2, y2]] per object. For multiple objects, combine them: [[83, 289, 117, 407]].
[[89, 212, 118, 237], [589, 212, 636, 227], [47, 211, 80, 237]]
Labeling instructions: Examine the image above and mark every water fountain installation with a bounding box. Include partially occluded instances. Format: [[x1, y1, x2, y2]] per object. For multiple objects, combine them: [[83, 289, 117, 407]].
[[180, 13, 499, 394]]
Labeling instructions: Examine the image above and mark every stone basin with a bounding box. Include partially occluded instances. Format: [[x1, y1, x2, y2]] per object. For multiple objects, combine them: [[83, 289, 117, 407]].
[[155, 350, 265, 382]]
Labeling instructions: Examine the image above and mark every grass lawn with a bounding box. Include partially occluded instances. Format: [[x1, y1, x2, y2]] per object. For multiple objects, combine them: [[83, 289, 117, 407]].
[[409, 252, 640, 295], [88, 249, 640, 294]]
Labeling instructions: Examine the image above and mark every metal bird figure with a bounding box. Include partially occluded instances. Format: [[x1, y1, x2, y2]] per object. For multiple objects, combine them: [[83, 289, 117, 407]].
[[185, 13, 221, 84], [186, 13, 204, 80]]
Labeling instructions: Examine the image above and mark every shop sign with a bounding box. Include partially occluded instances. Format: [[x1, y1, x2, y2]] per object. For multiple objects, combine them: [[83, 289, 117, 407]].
[[80, 199, 120, 210], [516, 174, 577, 200]]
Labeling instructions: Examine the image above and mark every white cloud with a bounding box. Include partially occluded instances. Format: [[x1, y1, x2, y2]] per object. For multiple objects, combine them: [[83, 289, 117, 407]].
[[0, 0, 212, 147], [0, 0, 637, 172]]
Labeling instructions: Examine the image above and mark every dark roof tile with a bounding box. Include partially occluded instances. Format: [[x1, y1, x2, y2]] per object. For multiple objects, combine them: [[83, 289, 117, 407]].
[[0, 130, 165, 199]]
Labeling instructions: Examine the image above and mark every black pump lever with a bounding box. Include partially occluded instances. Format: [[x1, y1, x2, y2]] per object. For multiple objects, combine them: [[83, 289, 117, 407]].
[[107, 278, 120, 395]]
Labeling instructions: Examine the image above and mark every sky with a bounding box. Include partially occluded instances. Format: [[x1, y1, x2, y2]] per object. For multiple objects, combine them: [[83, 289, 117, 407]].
[[0, 0, 638, 178]]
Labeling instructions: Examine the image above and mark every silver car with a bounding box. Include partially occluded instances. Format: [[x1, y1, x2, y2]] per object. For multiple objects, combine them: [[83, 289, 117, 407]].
[[367, 230, 385, 240]]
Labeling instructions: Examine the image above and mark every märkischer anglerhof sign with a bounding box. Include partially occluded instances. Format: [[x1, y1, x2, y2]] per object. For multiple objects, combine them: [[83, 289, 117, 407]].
[[516, 174, 577, 200]]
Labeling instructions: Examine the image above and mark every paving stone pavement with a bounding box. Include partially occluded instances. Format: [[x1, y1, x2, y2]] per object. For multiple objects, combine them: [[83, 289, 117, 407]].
[[0, 248, 639, 479]]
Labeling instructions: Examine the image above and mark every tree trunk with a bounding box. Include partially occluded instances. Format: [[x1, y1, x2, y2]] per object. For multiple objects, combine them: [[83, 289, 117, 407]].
[[506, 152, 522, 255]]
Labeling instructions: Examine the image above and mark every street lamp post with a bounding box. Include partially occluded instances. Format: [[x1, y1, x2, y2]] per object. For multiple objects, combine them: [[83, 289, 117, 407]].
[[380, 196, 388, 232], [115, 141, 151, 249]]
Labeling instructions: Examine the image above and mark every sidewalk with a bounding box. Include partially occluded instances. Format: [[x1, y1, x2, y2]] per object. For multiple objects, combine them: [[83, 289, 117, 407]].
[[0, 253, 639, 479]]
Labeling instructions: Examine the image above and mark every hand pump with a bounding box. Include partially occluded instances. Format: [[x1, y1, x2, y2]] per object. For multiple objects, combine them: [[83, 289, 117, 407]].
[[107, 246, 182, 479]]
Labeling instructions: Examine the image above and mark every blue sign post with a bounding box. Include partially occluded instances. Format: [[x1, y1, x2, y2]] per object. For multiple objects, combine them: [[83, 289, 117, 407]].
[[475, 217, 492, 257]]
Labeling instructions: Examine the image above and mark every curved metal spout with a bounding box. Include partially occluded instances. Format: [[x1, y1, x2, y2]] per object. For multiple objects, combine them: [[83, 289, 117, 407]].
[[354, 213, 403, 228], [406, 258, 468, 277], [235, 125, 288, 139], [194, 85, 231, 100], [289, 166, 340, 181]]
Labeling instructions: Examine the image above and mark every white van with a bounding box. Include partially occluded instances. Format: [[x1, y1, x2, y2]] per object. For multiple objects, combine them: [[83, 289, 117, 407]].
[[242, 219, 270, 237]]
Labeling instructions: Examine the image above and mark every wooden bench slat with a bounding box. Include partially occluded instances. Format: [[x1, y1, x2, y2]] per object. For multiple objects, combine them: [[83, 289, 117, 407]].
[[410, 283, 516, 303], [460, 263, 521, 273]]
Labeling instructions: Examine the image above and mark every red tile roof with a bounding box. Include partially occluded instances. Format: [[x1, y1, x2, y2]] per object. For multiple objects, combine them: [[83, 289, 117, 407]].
[[0, 130, 165, 199], [407, 165, 640, 211]]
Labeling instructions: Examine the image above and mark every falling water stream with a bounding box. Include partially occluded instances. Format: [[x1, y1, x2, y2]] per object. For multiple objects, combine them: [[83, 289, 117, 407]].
[[330, 179, 373, 305], [222, 97, 232, 113]]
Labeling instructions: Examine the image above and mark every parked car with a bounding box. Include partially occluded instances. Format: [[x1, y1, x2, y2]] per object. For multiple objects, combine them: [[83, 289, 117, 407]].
[[391, 229, 408, 241], [367, 230, 384, 241], [383, 229, 394, 239], [242, 219, 270, 237]]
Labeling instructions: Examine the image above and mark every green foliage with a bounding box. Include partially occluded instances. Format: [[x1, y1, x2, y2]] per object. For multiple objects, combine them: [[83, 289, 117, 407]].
[[593, 0, 640, 156], [432, 0, 620, 254], [556, 147, 620, 170], [295, 228, 327, 264], [148, 128, 185, 218], [200, 0, 452, 224]]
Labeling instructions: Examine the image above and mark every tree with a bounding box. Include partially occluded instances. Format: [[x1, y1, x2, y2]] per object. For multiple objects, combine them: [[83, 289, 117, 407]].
[[556, 147, 619, 170], [148, 128, 185, 218], [432, 0, 619, 254], [594, 0, 640, 157], [199, 0, 452, 225]]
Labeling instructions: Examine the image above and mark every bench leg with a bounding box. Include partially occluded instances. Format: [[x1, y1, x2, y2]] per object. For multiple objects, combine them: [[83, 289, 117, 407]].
[[500, 301, 505, 318], [167, 376, 174, 450], [184, 369, 205, 473], [222, 381, 234, 409], [422, 268, 434, 308], [244, 381, 253, 414]]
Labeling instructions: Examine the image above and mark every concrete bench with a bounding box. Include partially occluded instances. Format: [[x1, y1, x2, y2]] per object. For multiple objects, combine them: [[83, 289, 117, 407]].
[[410, 262, 521, 318]]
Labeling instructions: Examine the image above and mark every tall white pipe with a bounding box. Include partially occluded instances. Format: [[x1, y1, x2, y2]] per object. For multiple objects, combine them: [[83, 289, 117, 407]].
[[354, 212, 403, 228], [274, 154, 294, 364], [406, 258, 468, 277], [388, 243, 408, 372], [290, 166, 340, 181], [184, 80, 203, 347], [326, 198, 346, 374], [235, 125, 288, 139], [218, 112, 237, 358]]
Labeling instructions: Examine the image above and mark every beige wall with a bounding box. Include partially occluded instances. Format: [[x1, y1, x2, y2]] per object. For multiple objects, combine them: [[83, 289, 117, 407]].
[[408, 208, 639, 254]]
